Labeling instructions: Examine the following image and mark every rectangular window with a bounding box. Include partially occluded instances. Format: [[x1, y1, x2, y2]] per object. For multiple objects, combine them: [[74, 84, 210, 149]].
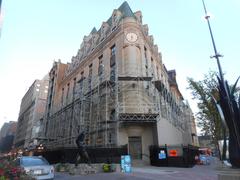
[[109, 133, 112, 144], [110, 69, 116, 82], [111, 45, 116, 56], [61, 88, 64, 106], [80, 71, 84, 79], [144, 46, 148, 77], [73, 78, 76, 100], [144, 46, 147, 62], [151, 57, 155, 77], [88, 64, 92, 90], [156, 67, 160, 80], [110, 45, 116, 67], [89, 64, 93, 76], [66, 83, 70, 103], [98, 55, 103, 75], [78, 71, 84, 95]]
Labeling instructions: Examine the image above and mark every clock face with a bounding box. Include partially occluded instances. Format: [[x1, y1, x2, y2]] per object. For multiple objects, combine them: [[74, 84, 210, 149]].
[[126, 32, 138, 43]]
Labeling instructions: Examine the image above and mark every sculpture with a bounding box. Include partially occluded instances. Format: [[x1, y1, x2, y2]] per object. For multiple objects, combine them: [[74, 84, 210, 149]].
[[75, 131, 91, 166], [201, 0, 240, 168], [217, 77, 240, 168]]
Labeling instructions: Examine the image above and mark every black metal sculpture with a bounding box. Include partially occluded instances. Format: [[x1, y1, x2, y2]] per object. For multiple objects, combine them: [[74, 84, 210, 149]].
[[75, 131, 91, 166], [217, 77, 240, 167], [201, 0, 240, 168]]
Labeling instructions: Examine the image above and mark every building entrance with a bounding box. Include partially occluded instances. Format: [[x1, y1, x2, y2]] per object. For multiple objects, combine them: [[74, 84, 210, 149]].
[[128, 136, 142, 159]]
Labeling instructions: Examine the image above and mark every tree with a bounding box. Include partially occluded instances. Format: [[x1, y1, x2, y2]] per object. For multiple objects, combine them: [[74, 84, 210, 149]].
[[187, 71, 227, 159]]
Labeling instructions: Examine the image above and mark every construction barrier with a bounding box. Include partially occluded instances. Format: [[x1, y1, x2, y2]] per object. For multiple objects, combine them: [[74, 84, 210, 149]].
[[149, 144, 199, 167], [35, 145, 128, 164]]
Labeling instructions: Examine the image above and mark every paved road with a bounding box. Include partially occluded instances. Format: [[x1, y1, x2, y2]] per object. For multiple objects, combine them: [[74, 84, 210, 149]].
[[54, 157, 219, 180]]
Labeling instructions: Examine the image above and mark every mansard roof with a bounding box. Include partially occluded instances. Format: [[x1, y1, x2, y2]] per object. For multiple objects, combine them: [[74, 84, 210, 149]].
[[90, 27, 97, 34], [85, 1, 136, 37], [105, 1, 135, 28], [118, 1, 135, 18]]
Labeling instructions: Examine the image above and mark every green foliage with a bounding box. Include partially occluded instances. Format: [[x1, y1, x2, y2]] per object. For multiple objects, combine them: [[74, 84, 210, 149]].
[[0, 156, 35, 180], [103, 164, 111, 172], [187, 71, 225, 146], [55, 163, 70, 172], [0, 176, 6, 180]]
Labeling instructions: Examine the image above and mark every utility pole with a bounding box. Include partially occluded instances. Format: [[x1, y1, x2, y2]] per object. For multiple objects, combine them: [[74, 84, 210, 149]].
[[201, 0, 224, 82]]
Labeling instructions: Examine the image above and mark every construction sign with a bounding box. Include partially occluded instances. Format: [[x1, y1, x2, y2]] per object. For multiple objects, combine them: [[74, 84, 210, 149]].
[[169, 149, 178, 157]]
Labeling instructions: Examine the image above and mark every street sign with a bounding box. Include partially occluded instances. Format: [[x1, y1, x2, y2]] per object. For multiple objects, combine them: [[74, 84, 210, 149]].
[[169, 149, 178, 157], [159, 150, 166, 159]]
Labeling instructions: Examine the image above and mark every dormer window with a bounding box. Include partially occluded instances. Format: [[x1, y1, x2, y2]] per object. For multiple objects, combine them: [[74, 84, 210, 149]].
[[77, 50, 83, 60], [140, 15, 142, 24], [84, 43, 91, 55], [113, 14, 117, 23], [112, 14, 117, 31], [112, 10, 121, 31], [92, 34, 98, 44], [143, 24, 149, 35], [101, 25, 106, 39], [91, 34, 98, 50], [134, 11, 142, 24]]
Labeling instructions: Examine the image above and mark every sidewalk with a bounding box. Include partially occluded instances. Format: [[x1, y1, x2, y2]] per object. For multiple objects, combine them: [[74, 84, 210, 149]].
[[55, 157, 220, 180], [129, 157, 220, 180]]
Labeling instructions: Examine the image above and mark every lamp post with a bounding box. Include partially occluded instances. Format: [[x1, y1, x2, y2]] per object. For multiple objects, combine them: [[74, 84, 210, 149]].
[[201, 0, 224, 81], [201, 0, 240, 168]]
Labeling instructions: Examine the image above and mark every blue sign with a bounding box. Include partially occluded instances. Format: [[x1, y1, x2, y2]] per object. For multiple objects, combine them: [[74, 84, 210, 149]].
[[121, 155, 131, 173], [159, 150, 166, 159]]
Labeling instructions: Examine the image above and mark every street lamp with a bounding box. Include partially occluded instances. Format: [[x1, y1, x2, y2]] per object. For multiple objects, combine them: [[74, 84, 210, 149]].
[[201, 0, 240, 168], [201, 0, 224, 81]]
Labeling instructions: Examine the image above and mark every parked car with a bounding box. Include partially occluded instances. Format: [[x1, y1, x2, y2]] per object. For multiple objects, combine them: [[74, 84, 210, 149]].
[[16, 156, 54, 180]]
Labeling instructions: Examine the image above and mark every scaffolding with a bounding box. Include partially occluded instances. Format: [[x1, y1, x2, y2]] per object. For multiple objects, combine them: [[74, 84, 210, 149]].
[[44, 63, 118, 149], [44, 62, 189, 151]]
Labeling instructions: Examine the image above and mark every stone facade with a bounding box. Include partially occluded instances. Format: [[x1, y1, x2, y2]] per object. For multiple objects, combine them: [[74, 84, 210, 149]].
[[14, 75, 49, 149], [43, 2, 198, 163], [0, 121, 17, 153], [0, 121, 17, 140]]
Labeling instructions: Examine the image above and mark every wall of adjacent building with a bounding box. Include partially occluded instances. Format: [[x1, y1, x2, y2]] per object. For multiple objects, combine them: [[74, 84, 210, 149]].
[[14, 75, 49, 149], [157, 118, 183, 145]]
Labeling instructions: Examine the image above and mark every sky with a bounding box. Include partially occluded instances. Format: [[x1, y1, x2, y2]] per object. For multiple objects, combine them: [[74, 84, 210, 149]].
[[0, 0, 239, 132]]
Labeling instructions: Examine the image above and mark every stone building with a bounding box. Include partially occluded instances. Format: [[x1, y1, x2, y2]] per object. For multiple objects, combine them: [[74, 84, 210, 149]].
[[43, 2, 198, 162], [0, 121, 17, 153], [14, 75, 49, 149], [0, 121, 17, 140]]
